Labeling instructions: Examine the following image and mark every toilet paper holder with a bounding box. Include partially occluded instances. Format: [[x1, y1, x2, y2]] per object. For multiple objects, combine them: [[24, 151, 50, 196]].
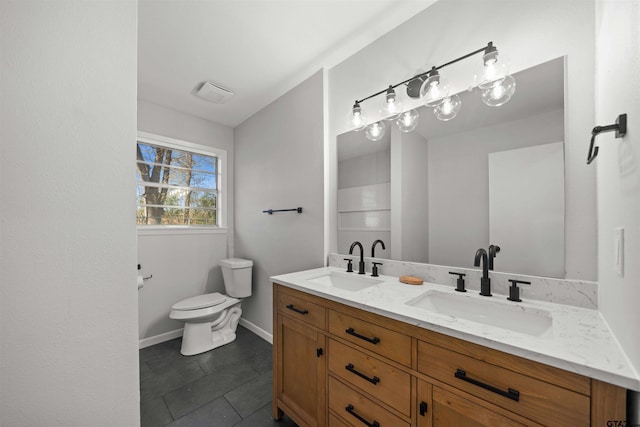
[[138, 264, 153, 281]]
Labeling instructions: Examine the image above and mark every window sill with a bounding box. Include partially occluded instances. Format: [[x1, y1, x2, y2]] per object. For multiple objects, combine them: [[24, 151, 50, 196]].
[[137, 226, 229, 236]]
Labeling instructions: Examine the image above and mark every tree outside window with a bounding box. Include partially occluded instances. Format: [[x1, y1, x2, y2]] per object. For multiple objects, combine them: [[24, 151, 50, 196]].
[[136, 142, 218, 225]]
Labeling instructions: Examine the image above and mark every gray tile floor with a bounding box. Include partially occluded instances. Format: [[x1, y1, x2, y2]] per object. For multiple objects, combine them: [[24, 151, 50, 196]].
[[139, 326, 298, 427]]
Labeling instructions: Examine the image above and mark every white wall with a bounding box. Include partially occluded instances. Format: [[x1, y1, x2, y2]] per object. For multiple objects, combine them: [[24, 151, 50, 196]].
[[596, 0, 640, 381], [329, 0, 597, 280], [235, 70, 325, 335], [428, 110, 564, 269], [0, 2, 139, 425], [137, 100, 235, 343]]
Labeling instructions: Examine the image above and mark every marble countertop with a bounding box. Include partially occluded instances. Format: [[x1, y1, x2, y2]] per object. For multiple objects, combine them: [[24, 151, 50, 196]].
[[271, 266, 640, 391]]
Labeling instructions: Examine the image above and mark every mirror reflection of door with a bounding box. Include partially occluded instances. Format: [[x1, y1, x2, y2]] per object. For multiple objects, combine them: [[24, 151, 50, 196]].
[[489, 142, 565, 278]]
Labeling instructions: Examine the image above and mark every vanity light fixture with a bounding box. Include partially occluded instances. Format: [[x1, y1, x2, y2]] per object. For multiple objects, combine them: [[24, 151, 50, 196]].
[[349, 41, 515, 140], [420, 67, 450, 107], [396, 109, 419, 132], [365, 121, 386, 141], [434, 95, 462, 121], [474, 42, 511, 89], [379, 86, 403, 120], [348, 101, 368, 131], [480, 74, 516, 107]]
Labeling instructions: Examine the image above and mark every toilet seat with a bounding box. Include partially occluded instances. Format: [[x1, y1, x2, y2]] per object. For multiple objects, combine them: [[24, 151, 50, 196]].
[[169, 293, 241, 322], [172, 292, 226, 311]]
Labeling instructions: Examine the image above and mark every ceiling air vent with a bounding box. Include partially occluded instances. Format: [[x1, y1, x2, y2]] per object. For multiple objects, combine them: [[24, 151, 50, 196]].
[[196, 81, 234, 104]]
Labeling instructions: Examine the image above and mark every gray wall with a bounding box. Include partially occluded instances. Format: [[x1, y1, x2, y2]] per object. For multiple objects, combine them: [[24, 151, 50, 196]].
[[137, 100, 235, 343], [234, 70, 325, 335], [0, 2, 139, 424]]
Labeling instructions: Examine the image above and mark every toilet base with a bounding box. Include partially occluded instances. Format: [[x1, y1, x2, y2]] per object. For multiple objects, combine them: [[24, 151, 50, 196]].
[[180, 304, 242, 356]]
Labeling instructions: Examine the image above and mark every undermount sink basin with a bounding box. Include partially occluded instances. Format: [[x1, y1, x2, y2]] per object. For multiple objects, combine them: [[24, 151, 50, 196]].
[[307, 271, 383, 292], [405, 290, 554, 338]]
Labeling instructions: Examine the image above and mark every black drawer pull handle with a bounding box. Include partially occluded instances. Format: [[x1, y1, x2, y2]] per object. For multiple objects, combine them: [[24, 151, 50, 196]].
[[285, 304, 308, 315], [345, 363, 380, 385], [345, 327, 380, 345], [345, 404, 380, 427], [454, 369, 520, 402]]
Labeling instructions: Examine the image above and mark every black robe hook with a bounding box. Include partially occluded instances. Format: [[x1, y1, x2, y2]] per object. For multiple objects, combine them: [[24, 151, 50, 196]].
[[587, 113, 627, 164]]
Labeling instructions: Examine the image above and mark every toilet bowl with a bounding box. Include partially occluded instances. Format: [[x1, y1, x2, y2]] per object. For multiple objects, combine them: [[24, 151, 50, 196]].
[[169, 258, 253, 356]]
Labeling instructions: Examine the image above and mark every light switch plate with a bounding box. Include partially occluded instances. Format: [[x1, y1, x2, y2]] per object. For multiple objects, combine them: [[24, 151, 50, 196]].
[[614, 227, 624, 277]]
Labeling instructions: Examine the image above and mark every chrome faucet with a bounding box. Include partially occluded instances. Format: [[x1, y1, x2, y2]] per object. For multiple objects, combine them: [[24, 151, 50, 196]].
[[371, 239, 386, 258], [349, 241, 365, 275], [474, 248, 492, 296]]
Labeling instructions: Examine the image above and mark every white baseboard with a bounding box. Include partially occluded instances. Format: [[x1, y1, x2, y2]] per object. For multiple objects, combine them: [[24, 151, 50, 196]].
[[239, 318, 273, 344], [139, 318, 272, 348], [139, 328, 183, 349]]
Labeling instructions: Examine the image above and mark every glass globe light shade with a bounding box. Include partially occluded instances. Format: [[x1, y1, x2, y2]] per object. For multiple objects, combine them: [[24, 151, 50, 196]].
[[379, 87, 403, 120], [434, 95, 462, 121], [396, 109, 419, 132], [474, 47, 511, 90], [481, 75, 516, 106], [420, 70, 450, 107], [348, 102, 367, 131], [365, 121, 386, 141]]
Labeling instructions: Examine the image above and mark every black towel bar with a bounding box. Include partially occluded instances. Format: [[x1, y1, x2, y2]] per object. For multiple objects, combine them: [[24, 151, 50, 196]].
[[262, 207, 303, 215]]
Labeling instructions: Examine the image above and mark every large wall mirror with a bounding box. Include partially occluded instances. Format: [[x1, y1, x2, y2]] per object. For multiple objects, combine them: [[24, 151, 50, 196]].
[[337, 57, 566, 278]]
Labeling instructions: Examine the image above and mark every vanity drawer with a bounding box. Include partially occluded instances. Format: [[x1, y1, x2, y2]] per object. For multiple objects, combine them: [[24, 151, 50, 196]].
[[328, 412, 351, 427], [417, 341, 590, 426], [329, 310, 411, 367], [329, 376, 410, 427], [277, 288, 326, 329], [328, 339, 411, 416]]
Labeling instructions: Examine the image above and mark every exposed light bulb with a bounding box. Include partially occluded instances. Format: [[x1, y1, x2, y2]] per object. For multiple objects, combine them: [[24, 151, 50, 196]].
[[474, 43, 511, 89], [420, 68, 450, 107], [379, 86, 403, 120], [396, 109, 419, 132], [481, 75, 516, 107], [434, 95, 461, 121], [365, 121, 386, 141], [348, 101, 367, 131]]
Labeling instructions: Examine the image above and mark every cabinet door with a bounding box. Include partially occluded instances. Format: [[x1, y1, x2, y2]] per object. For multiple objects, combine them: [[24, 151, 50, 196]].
[[416, 379, 432, 427], [432, 386, 527, 427], [275, 314, 326, 427]]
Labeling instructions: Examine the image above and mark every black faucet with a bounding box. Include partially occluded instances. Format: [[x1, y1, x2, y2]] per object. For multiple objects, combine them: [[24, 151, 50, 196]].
[[474, 248, 492, 296], [488, 244, 500, 270], [371, 239, 386, 258], [349, 241, 365, 275]]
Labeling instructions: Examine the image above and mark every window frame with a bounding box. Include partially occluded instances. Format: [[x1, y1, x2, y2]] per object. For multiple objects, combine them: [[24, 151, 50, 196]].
[[136, 131, 227, 233]]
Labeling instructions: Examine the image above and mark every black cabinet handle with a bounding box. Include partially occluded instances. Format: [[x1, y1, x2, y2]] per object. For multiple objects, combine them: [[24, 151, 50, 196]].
[[345, 404, 380, 427], [345, 327, 380, 345], [419, 401, 428, 416], [454, 369, 520, 402], [345, 363, 380, 385], [285, 304, 308, 315]]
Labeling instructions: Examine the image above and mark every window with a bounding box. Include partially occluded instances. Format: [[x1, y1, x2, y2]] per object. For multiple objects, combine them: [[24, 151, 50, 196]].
[[136, 133, 224, 226]]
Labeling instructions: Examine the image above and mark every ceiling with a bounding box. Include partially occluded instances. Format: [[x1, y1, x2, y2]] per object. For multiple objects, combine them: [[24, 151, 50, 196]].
[[138, 0, 437, 128], [338, 56, 565, 161]]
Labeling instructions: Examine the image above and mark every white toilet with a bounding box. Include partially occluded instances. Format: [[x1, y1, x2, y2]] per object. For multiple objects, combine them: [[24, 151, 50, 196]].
[[169, 258, 253, 356]]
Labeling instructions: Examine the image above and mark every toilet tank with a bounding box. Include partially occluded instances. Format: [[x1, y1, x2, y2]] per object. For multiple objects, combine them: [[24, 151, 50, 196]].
[[219, 258, 253, 298]]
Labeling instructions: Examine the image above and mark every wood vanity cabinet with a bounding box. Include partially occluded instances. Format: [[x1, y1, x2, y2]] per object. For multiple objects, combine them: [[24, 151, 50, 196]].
[[273, 286, 327, 426], [272, 282, 627, 427]]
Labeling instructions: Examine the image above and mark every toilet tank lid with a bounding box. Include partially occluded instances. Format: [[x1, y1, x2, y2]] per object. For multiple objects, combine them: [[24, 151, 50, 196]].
[[172, 292, 226, 311], [220, 258, 253, 269]]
